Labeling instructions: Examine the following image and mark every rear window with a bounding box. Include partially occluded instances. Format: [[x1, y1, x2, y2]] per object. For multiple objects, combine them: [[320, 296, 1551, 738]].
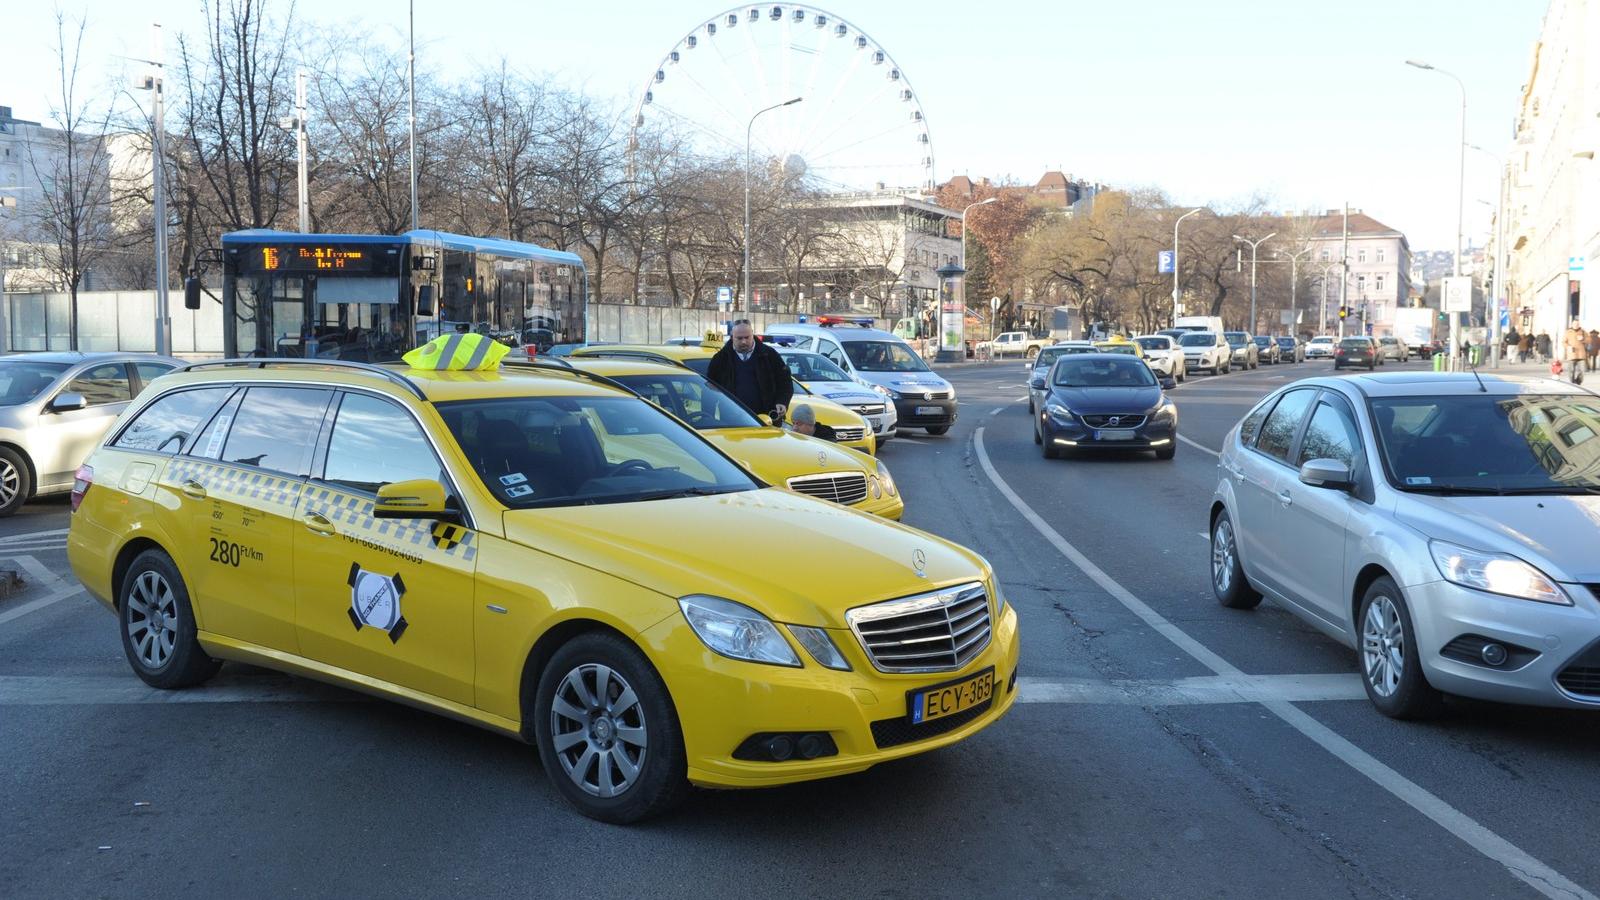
[[1179, 333, 1217, 347], [112, 387, 233, 454], [1340, 338, 1372, 349]]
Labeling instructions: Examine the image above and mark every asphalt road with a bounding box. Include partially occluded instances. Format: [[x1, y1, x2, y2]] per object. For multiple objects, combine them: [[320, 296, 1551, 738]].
[[3, 356, 1599, 899]]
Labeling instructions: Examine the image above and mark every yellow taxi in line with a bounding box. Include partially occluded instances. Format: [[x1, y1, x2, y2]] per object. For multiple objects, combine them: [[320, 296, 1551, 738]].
[[567, 344, 876, 455], [67, 358, 1018, 823], [1092, 336, 1143, 358], [556, 357, 902, 520]]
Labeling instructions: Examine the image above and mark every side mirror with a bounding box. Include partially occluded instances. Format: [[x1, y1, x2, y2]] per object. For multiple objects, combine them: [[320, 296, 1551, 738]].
[[757, 413, 775, 427], [1299, 458, 1354, 492], [49, 392, 88, 412], [1029, 376, 1046, 390], [1160, 375, 1177, 390], [374, 478, 457, 520], [415, 284, 436, 317], [183, 277, 202, 310]]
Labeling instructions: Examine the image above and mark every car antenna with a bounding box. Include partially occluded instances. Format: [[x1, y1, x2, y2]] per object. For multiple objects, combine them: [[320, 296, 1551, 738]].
[[1466, 348, 1488, 393]]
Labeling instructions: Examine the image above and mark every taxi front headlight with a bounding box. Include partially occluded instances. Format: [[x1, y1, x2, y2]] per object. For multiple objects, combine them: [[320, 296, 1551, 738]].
[[788, 625, 851, 671], [678, 595, 803, 666], [875, 459, 897, 497]]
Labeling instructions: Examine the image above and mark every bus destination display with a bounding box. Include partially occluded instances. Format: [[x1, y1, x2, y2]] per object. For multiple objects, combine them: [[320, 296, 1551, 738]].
[[257, 245, 376, 273]]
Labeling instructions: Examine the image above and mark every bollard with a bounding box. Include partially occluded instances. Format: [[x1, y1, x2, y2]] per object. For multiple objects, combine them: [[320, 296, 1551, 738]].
[[1433, 353, 1446, 373]]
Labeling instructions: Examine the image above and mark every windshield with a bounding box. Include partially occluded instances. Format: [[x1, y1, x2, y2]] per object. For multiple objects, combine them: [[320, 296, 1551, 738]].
[[1310, 337, 1333, 344], [781, 352, 852, 383], [1253, 336, 1271, 346], [1374, 394, 1600, 493], [440, 395, 757, 509], [1179, 333, 1217, 347], [1380, 337, 1398, 345], [842, 340, 929, 372], [610, 373, 762, 430], [1224, 332, 1248, 346], [1033, 347, 1071, 370], [0, 361, 71, 406], [1053, 357, 1158, 388], [1134, 337, 1169, 352], [1276, 338, 1295, 347]]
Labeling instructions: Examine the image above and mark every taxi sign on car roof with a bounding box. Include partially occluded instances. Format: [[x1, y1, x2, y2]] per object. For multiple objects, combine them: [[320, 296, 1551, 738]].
[[402, 332, 509, 371]]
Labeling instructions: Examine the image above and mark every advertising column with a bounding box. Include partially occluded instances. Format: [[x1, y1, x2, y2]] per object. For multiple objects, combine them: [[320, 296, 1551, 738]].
[[934, 262, 965, 362]]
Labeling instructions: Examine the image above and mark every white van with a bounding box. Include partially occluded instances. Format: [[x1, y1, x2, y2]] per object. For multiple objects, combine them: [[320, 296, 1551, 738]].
[[766, 319, 958, 435], [1173, 315, 1226, 334]]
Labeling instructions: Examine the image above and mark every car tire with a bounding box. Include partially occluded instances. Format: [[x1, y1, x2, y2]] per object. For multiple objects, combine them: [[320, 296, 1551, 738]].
[[1033, 415, 1043, 445], [534, 631, 689, 824], [0, 446, 32, 518], [119, 550, 222, 690], [1210, 509, 1262, 610], [1026, 346, 1039, 359], [925, 425, 950, 436], [1357, 578, 1445, 720]]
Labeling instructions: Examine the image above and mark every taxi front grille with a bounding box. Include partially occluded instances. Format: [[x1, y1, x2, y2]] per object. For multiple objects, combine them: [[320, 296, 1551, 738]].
[[787, 472, 868, 505], [847, 583, 991, 673], [832, 426, 867, 443], [1080, 414, 1147, 429]]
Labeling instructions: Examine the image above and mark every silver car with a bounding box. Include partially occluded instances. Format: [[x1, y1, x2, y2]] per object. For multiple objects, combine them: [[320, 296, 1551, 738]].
[[0, 352, 182, 515], [1210, 372, 1600, 717]]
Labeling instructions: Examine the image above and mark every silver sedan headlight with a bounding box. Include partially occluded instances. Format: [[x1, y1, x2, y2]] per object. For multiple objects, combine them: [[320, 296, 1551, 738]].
[[1428, 541, 1573, 605]]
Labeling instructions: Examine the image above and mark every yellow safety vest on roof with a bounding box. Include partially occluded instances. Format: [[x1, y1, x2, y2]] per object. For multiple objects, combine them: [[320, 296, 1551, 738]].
[[403, 331, 509, 371]]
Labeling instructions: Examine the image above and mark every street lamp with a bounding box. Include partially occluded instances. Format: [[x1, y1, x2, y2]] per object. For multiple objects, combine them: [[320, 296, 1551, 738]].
[[743, 96, 802, 311], [277, 68, 311, 233], [1172, 208, 1203, 323], [133, 24, 172, 355], [1232, 232, 1276, 333], [960, 196, 997, 346], [1276, 247, 1312, 336], [1407, 59, 1467, 367]]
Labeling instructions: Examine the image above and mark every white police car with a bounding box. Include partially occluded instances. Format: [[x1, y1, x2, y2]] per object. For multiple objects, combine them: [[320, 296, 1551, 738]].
[[767, 318, 957, 436]]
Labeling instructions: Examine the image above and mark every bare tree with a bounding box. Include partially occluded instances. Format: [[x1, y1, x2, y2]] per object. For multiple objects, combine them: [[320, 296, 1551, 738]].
[[27, 11, 116, 349], [445, 63, 550, 241]]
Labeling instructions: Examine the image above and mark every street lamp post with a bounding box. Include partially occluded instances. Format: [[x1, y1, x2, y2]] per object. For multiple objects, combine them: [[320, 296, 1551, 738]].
[[960, 196, 998, 352], [1172, 208, 1203, 323], [279, 69, 311, 233], [1469, 143, 1507, 366], [1232, 232, 1276, 333], [134, 24, 172, 355], [1277, 247, 1312, 336], [1407, 59, 1467, 368], [743, 97, 802, 311], [990, 295, 1000, 360]]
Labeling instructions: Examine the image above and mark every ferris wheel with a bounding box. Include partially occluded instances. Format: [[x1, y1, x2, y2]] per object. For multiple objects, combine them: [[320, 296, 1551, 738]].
[[630, 5, 935, 193]]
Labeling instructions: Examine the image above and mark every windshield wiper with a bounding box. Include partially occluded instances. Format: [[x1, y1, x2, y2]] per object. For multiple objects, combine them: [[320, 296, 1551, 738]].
[[633, 486, 744, 502], [1399, 484, 1508, 496]]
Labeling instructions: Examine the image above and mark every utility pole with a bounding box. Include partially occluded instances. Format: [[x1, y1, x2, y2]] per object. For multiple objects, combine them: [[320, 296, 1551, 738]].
[[1339, 204, 1349, 340], [407, 0, 418, 232], [1283, 248, 1312, 336], [1233, 232, 1276, 333], [1172, 208, 1203, 324], [295, 69, 309, 233], [137, 24, 172, 356]]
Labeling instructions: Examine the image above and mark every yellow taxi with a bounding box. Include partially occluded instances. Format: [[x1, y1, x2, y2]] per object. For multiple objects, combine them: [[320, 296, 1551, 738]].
[[556, 356, 902, 520], [1092, 336, 1143, 358], [567, 344, 876, 455], [67, 357, 1018, 823]]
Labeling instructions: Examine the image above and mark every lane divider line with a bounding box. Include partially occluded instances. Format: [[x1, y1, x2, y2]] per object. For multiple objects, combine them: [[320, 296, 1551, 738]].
[[972, 426, 1594, 900], [0, 527, 70, 544], [1178, 434, 1220, 458]]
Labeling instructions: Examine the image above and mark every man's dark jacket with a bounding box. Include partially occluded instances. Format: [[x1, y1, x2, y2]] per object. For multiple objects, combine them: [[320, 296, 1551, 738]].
[[707, 339, 794, 416]]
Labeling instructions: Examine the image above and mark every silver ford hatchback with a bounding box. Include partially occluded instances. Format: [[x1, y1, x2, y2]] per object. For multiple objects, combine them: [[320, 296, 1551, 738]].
[[1210, 372, 1600, 717]]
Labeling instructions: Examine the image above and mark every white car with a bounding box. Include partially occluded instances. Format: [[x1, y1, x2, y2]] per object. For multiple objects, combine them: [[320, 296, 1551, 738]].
[[1179, 331, 1232, 375], [777, 349, 898, 443], [1305, 336, 1336, 360], [1134, 335, 1186, 381]]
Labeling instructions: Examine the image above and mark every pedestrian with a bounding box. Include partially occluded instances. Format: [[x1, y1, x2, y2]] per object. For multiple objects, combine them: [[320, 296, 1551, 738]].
[[707, 319, 793, 423], [786, 403, 836, 442], [1519, 332, 1533, 364], [1588, 329, 1599, 370], [1536, 332, 1552, 364], [1564, 321, 1587, 383]]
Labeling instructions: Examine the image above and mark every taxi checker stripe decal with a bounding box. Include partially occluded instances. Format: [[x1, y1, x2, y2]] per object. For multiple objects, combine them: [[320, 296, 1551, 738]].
[[162, 457, 477, 562]]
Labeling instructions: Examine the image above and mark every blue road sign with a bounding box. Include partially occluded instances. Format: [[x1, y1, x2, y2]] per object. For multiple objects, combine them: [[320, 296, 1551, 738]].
[[716, 286, 732, 307], [1158, 250, 1175, 274]]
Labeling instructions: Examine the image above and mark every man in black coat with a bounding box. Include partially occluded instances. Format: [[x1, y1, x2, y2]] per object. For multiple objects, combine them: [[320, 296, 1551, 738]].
[[707, 319, 793, 422]]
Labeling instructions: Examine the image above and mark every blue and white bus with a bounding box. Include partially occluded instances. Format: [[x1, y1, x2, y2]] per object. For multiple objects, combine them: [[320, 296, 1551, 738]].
[[219, 229, 586, 361]]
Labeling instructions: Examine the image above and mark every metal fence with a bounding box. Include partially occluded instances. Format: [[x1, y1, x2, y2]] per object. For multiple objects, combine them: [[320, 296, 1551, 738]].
[[585, 305, 800, 344], [0, 291, 226, 355]]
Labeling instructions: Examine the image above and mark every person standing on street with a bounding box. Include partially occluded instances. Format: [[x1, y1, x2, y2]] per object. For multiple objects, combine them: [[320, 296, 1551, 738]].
[[1588, 329, 1599, 371], [1564, 322, 1588, 383], [707, 319, 793, 423], [1519, 332, 1533, 363], [1536, 331, 1552, 364]]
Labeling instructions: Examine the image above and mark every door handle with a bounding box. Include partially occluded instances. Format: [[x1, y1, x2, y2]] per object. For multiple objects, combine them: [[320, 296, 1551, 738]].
[[302, 512, 335, 536], [180, 480, 206, 500], [1277, 490, 1294, 507]]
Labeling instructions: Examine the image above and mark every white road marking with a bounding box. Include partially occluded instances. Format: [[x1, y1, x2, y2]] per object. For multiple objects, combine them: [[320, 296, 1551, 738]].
[[972, 426, 1595, 900], [1178, 434, 1220, 457], [0, 540, 69, 552], [1197, 532, 1209, 540], [1019, 673, 1366, 705], [0, 674, 366, 706], [0, 554, 89, 629], [0, 527, 70, 544], [990, 407, 1004, 416]]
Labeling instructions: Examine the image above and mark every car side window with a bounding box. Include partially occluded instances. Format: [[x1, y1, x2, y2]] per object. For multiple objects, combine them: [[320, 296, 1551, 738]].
[[1238, 396, 1278, 446], [1297, 398, 1361, 469], [822, 342, 847, 369], [1254, 389, 1317, 462], [111, 387, 232, 454], [788, 336, 814, 351], [65, 363, 132, 405], [322, 393, 443, 493], [220, 387, 333, 477], [133, 362, 176, 390]]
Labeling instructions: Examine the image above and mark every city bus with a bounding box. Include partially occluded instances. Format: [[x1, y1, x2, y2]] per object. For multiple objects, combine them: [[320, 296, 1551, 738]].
[[218, 229, 586, 361]]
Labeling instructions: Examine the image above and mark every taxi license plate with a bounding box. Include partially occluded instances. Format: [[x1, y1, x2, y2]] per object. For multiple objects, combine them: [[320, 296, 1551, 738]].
[[1096, 429, 1136, 441], [915, 406, 942, 415], [909, 667, 995, 725]]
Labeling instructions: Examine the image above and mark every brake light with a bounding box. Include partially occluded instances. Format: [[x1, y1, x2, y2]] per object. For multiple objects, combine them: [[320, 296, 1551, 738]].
[[1335, 348, 1345, 356], [70, 465, 92, 513]]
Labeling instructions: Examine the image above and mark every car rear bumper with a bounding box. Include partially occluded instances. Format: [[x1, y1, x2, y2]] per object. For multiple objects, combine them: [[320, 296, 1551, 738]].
[[646, 602, 1020, 788]]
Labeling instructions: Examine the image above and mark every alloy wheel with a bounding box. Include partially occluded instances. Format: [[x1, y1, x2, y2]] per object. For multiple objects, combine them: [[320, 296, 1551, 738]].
[[1212, 519, 1235, 593], [0, 459, 18, 507], [550, 663, 649, 799], [1362, 594, 1405, 697], [126, 571, 178, 669]]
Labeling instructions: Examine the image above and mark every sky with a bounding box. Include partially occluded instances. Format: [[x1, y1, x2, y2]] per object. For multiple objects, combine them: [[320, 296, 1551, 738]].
[[0, 0, 1547, 253]]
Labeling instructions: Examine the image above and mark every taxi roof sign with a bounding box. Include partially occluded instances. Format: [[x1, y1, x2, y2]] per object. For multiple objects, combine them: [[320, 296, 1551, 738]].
[[402, 332, 510, 371]]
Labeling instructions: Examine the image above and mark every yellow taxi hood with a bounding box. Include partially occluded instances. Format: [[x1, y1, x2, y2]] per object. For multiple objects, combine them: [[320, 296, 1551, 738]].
[[501, 489, 984, 627], [700, 427, 872, 480]]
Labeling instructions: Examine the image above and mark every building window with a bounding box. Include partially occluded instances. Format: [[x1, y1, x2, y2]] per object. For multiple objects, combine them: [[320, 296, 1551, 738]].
[[1357, 249, 1367, 263], [1375, 274, 1385, 292], [1376, 249, 1385, 263], [1320, 250, 1329, 261], [1356, 275, 1366, 292]]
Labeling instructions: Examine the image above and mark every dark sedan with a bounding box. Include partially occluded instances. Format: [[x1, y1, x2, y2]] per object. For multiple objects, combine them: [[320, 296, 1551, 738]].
[[1029, 354, 1178, 460], [1333, 336, 1380, 370], [1253, 335, 1282, 364]]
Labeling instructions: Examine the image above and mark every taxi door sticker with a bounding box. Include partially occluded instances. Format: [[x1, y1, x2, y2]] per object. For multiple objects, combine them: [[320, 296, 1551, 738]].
[[347, 563, 408, 643]]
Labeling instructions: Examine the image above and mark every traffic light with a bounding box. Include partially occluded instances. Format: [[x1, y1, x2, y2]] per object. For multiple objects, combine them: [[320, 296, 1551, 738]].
[[1437, 310, 1447, 322], [1338, 306, 1348, 319]]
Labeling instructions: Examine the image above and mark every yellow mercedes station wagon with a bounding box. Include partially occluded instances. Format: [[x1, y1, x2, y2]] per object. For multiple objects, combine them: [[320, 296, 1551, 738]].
[[67, 359, 1019, 823], [556, 356, 902, 520]]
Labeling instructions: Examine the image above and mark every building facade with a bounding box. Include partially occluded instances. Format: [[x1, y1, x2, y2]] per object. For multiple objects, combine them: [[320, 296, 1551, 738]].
[[1303, 210, 1414, 337], [1502, 0, 1600, 341]]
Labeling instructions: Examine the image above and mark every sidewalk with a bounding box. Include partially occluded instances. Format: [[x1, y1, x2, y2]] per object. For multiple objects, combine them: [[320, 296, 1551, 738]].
[[1456, 352, 1592, 385]]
